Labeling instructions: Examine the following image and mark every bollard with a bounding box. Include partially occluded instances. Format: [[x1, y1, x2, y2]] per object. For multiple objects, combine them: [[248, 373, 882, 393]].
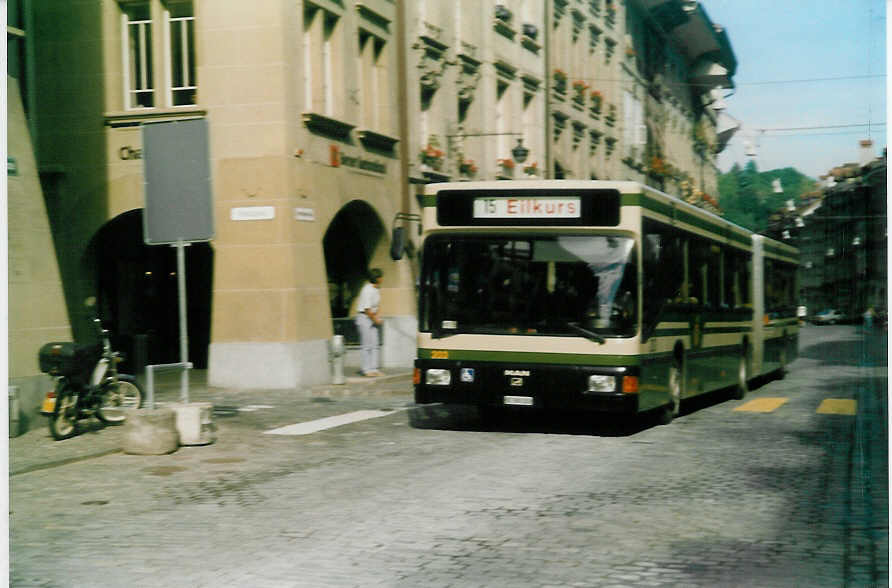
[[8, 386, 20, 438], [329, 334, 345, 385], [133, 334, 148, 391]]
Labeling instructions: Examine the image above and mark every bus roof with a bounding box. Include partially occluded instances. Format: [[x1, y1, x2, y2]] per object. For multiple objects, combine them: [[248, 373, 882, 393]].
[[424, 179, 758, 242]]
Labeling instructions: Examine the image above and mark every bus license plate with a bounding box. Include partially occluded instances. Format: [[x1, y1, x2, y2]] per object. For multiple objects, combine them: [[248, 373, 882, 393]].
[[504, 395, 534, 406]]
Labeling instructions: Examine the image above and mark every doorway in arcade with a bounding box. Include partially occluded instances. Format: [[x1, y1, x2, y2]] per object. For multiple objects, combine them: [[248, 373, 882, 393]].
[[90, 210, 213, 371], [323, 200, 386, 345]]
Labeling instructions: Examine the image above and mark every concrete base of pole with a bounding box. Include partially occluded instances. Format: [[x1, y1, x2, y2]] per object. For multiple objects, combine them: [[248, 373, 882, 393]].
[[122, 408, 180, 455]]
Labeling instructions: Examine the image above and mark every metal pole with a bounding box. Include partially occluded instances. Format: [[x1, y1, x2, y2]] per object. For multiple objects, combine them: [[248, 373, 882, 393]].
[[146, 366, 154, 410], [176, 240, 189, 403], [544, 0, 553, 179], [395, 0, 410, 218]]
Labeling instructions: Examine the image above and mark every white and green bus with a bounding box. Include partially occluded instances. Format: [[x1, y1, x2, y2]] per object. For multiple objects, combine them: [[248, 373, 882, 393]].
[[412, 181, 798, 423]]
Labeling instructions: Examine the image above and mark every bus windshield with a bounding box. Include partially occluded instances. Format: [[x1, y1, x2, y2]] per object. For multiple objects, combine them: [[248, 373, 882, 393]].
[[420, 234, 638, 338]]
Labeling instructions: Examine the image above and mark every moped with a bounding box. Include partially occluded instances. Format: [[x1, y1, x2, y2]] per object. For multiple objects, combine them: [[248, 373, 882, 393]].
[[39, 298, 144, 440]]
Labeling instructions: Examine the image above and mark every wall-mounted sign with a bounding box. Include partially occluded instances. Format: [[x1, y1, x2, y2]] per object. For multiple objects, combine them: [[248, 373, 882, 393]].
[[329, 144, 386, 174], [294, 207, 315, 222], [231, 206, 276, 221], [7, 157, 18, 176], [119, 146, 143, 160], [340, 154, 386, 174]]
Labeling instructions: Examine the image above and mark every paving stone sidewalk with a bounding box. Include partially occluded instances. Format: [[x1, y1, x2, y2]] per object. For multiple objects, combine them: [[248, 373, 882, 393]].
[[9, 367, 414, 476]]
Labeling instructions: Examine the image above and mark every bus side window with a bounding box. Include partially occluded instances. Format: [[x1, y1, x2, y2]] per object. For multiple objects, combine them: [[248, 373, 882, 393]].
[[642, 221, 684, 334], [643, 231, 683, 303], [723, 250, 737, 309], [688, 238, 706, 307]]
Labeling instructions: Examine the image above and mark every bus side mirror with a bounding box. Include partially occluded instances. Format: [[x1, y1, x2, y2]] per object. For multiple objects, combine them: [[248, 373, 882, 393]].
[[390, 226, 406, 260]]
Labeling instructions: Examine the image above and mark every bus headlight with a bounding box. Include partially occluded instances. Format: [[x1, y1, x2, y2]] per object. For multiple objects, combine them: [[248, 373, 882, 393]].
[[426, 368, 452, 386], [587, 374, 616, 392]]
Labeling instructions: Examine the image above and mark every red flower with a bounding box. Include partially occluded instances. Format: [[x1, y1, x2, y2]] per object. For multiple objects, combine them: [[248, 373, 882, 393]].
[[498, 158, 515, 169]]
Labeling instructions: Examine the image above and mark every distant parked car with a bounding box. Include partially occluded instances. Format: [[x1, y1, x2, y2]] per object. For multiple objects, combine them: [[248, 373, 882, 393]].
[[797, 306, 807, 324], [812, 309, 843, 325]]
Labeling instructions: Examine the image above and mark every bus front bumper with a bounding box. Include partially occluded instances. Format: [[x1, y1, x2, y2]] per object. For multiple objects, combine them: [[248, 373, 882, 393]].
[[414, 359, 639, 414]]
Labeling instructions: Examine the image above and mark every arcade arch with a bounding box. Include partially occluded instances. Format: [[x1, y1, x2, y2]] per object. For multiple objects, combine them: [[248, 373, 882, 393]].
[[89, 210, 213, 369], [323, 200, 387, 320]]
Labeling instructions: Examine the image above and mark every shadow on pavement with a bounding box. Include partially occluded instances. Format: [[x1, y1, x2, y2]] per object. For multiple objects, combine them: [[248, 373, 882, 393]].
[[798, 329, 888, 368], [407, 382, 770, 437], [408, 403, 659, 437]]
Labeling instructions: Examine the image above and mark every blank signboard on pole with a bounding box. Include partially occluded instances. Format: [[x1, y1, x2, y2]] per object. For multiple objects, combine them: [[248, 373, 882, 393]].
[[142, 118, 214, 244], [142, 117, 213, 405]]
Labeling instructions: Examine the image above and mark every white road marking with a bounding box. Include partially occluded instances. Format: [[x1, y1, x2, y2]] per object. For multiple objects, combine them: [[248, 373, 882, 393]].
[[264, 409, 407, 436], [238, 405, 276, 412]]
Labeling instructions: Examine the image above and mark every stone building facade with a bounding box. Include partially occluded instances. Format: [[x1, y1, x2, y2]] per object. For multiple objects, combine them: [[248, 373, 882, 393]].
[[768, 144, 887, 318], [12, 0, 737, 400], [23, 0, 413, 391]]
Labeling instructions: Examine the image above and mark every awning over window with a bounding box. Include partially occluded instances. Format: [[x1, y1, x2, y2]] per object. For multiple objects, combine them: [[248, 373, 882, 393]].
[[715, 111, 740, 153], [690, 59, 732, 90], [640, 0, 737, 86]]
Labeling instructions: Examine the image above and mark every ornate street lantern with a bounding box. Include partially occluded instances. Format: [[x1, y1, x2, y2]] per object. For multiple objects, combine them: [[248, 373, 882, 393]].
[[512, 138, 529, 164]]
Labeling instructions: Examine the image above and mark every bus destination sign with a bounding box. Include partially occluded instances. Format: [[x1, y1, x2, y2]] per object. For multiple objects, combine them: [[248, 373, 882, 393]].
[[473, 197, 581, 219]]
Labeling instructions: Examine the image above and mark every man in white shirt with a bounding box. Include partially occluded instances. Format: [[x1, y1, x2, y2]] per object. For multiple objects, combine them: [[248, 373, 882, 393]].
[[355, 268, 384, 376]]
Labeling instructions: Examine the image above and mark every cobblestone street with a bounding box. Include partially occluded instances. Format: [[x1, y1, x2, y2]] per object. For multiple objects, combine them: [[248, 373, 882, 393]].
[[9, 326, 887, 587]]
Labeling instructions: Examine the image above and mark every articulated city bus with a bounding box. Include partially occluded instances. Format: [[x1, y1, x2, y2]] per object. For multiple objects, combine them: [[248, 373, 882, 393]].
[[412, 180, 798, 423]]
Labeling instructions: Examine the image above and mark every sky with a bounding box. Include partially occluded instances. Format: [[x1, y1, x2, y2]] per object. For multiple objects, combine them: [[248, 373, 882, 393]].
[[703, 0, 886, 179]]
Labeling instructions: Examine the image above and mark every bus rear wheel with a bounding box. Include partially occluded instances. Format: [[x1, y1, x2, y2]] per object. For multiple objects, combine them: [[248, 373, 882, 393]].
[[732, 348, 749, 400], [777, 346, 788, 379]]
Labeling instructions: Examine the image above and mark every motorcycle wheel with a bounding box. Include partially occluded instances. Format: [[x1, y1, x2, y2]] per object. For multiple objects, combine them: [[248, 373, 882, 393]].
[[49, 385, 79, 440], [96, 375, 144, 424]]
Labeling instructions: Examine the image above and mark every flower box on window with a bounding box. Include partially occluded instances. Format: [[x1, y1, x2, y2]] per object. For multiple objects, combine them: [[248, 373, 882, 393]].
[[495, 4, 513, 23], [459, 159, 478, 177], [420, 145, 445, 170], [589, 90, 603, 115], [605, 104, 617, 127], [553, 69, 568, 94]]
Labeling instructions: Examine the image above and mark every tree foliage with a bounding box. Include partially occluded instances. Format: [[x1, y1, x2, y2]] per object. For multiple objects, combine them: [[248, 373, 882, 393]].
[[717, 162, 818, 232]]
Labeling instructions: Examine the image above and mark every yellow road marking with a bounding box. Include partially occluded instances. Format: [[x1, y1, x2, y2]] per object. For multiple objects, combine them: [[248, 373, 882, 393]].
[[734, 397, 789, 413], [817, 399, 857, 415]]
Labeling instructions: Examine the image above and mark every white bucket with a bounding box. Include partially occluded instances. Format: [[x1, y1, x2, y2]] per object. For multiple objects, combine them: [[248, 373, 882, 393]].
[[172, 402, 216, 446]]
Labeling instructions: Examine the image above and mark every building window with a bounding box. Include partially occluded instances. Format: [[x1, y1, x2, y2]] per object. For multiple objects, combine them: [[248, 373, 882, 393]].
[[304, 5, 342, 116], [166, 1, 196, 106], [495, 79, 510, 157], [358, 30, 388, 132], [123, 3, 154, 108], [623, 90, 644, 157], [121, 1, 196, 110]]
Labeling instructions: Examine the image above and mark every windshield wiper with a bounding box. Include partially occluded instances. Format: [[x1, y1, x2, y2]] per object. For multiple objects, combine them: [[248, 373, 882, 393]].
[[566, 322, 606, 344]]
